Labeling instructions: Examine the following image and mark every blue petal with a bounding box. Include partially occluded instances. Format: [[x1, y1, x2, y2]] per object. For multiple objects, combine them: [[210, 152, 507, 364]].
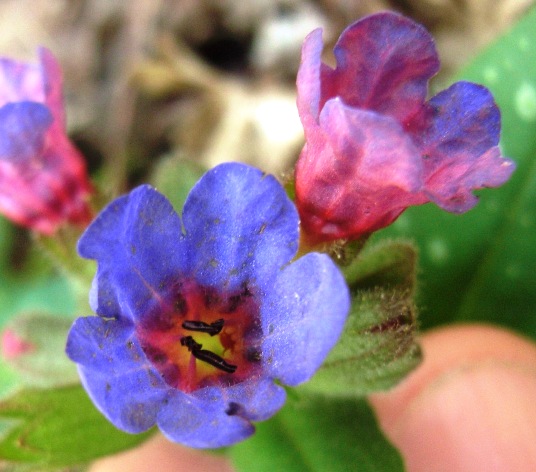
[[78, 367, 166, 433], [66, 316, 169, 433], [221, 378, 286, 422], [261, 253, 349, 386], [0, 102, 52, 162], [157, 386, 256, 448], [419, 81, 501, 161], [78, 185, 188, 322], [181, 163, 299, 292], [67, 317, 145, 373]]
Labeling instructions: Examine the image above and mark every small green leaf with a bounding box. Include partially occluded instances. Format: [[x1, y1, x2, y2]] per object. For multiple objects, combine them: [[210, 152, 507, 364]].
[[2, 313, 79, 389], [302, 287, 420, 396], [0, 385, 153, 468], [0, 276, 77, 398], [230, 395, 404, 472], [0, 274, 76, 326]]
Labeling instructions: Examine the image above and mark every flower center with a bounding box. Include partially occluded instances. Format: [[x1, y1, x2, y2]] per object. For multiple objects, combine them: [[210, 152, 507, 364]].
[[136, 280, 261, 393]]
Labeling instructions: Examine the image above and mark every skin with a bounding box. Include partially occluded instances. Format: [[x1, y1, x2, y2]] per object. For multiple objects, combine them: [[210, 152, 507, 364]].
[[91, 324, 536, 472]]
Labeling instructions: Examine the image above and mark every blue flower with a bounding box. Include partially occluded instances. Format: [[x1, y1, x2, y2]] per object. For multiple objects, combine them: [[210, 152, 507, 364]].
[[66, 162, 349, 448]]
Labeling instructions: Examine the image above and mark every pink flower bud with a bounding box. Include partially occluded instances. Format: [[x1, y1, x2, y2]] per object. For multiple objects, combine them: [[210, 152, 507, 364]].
[[0, 48, 92, 234], [295, 13, 515, 245]]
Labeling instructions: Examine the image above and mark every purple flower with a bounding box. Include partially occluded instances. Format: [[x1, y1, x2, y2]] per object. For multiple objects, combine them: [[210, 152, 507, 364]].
[[66, 163, 349, 448], [295, 12, 516, 245], [0, 48, 92, 234]]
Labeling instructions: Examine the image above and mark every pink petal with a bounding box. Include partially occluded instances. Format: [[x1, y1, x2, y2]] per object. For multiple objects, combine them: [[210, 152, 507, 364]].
[[296, 98, 425, 241], [425, 146, 516, 213], [297, 28, 324, 128], [320, 12, 439, 124], [0, 58, 44, 107], [1, 329, 34, 360], [40, 47, 66, 130]]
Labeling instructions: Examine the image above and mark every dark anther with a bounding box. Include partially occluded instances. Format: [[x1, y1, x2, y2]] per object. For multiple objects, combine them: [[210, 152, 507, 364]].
[[191, 349, 237, 374], [180, 335, 202, 351], [180, 336, 237, 374], [181, 319, 224, 336]]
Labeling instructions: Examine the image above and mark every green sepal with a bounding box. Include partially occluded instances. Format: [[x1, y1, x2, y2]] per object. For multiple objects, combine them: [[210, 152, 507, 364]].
[[0, 385, 153, 469], [1, 313, 79, 389], [301, 286, 420, 396], [283, 174, 296, 201], [230, 395, 404, 472], [0, 218, 15, 273], [301, 239, 420, 396], [342, 239, 418, 291]]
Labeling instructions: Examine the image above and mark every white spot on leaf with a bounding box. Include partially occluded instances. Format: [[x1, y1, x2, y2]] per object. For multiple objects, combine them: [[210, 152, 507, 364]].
[[427, 239, 448, 265], [427, 239, 449, 264], [514, 82, 536, 122], [483, 67, 498, 84], [519, 37, 529, 51], [505, 264, 520, 279]]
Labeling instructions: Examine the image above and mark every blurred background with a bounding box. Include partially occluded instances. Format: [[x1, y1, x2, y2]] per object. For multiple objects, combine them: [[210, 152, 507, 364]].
[[1, 0, 535, 355], [0, 0, 532, 179]]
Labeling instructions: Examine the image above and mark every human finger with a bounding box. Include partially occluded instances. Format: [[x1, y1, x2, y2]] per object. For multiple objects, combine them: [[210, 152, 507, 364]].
[[370, 324, 536, 472]]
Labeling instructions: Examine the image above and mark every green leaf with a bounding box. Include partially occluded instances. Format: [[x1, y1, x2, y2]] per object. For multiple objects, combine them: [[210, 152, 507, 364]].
[[375, 7, 536, 337], [149, 155, 206, 214], [0, 276, 77, 399], [452, 6, 536, 331], [2, 313, 79, 389], [0, 460, 87, 472], [0, 385, 152, 468], [0, 218, 15, 273], [302, 287, 421, 396], [230, 395, 404, 472], [0, 277, 75, 323], [35, 227, 96, 289]]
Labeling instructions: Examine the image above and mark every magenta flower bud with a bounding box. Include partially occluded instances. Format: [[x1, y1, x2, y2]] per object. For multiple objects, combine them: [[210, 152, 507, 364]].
[[295, 12, 515, 245], [0, 48, 92, 234]]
